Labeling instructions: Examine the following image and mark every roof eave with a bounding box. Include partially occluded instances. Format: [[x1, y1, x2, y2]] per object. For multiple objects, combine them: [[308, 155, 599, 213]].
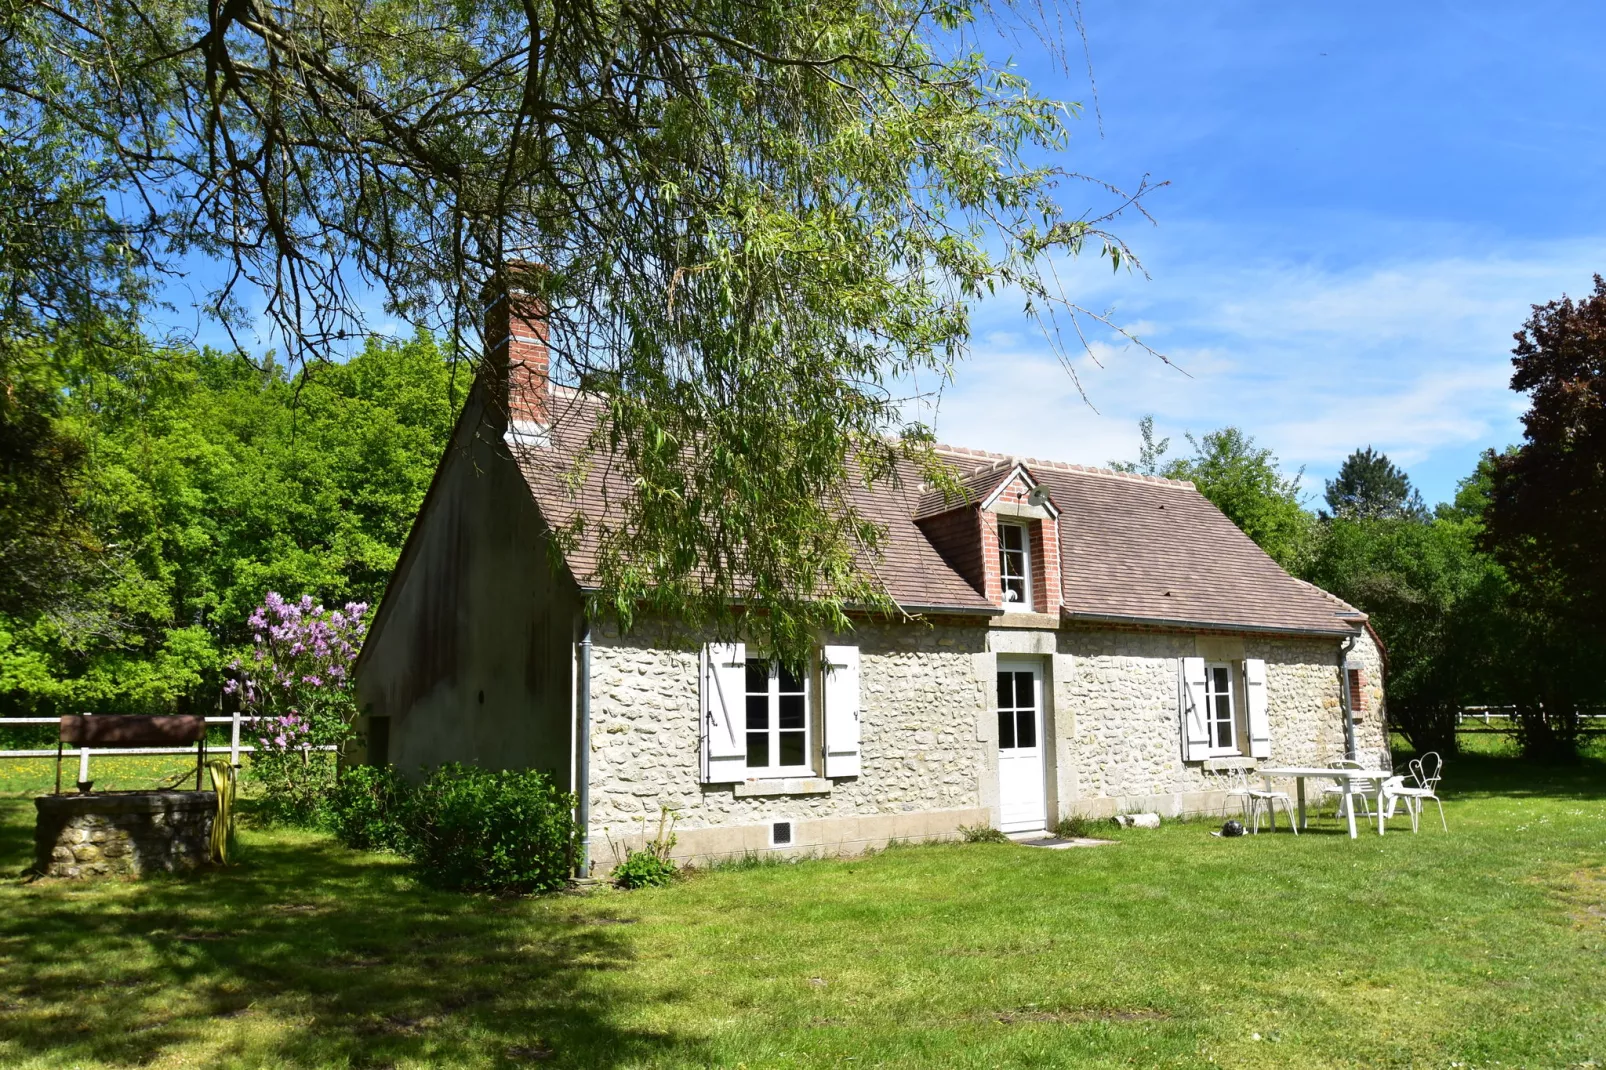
[[570, 585, 1001, 619], [1060, 609, 1364, 639]]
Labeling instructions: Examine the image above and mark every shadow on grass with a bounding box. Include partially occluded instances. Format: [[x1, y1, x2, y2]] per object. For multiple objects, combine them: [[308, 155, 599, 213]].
[[1413, 750, 1606, 802], [0, 810, 708, 1068]]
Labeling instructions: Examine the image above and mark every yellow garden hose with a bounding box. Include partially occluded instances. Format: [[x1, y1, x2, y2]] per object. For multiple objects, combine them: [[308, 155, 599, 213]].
[[207, 759, 237, 864]]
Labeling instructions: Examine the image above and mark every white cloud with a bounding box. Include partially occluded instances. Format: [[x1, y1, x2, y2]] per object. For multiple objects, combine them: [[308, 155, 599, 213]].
[[933, 237, 1599, 501]]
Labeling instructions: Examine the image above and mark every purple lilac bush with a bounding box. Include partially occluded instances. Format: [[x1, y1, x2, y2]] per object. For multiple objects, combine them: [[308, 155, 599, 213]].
[[226, 592, 368, 822]]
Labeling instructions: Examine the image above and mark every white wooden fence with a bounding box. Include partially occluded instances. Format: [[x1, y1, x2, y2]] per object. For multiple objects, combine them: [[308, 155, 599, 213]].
[[1455, 706, 1606, 727], [0, 713, 338, 783]]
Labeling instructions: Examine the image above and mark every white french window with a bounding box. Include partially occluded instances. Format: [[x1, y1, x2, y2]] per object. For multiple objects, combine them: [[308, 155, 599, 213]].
[[998, 521, 1032, 612], [744, 658, 813, 776], [1204, 661, 1238, 756]]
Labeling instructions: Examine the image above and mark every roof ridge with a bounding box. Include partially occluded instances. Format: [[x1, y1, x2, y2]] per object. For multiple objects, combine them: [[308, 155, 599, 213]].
[[931, 443, 1196, 490]]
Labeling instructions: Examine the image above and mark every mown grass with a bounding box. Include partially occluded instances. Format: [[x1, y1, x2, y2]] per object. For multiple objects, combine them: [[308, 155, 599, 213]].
[[0, 748, 1603, 1068], [0, 754, 204, 795]]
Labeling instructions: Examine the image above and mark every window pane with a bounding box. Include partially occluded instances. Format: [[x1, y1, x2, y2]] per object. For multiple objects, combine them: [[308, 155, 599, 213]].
[[778, 693, 805, 730], [1215, 718, 1231, 748], [746, 694, 769, 731], [1002, 576, 1026, 603], [998, 707, 1015, 749], [1001, 524, 1024, 552], [1016, 707, 1036, 749], [997, 673, 1014, 711], [779, 730, 805, 767], [746, 732, 769, 768], [778, 662, 803, 693], [746, 659, 769, 693]]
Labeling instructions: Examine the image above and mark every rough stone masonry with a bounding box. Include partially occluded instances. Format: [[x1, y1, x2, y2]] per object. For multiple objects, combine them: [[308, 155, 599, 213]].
[[34, 791, 215, 878]]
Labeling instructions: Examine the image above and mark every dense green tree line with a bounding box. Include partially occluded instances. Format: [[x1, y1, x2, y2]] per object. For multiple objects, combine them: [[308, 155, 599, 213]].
[[0, 335, 455, 716]]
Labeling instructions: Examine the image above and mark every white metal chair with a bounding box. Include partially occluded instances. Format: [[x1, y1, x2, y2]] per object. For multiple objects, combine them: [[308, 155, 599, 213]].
[[1319, 758, 1379, 820], [1380, 753, 1447, 834], [1221, 768, 1298, 835]]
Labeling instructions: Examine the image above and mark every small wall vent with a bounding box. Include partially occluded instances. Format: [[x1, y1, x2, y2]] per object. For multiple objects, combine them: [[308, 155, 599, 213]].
[[770, 820, 793, 847]]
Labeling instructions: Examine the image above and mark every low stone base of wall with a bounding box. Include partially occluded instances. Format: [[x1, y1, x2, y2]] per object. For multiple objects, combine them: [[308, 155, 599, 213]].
[[34, 791, 216, 879], [595, 806, 991, 870]]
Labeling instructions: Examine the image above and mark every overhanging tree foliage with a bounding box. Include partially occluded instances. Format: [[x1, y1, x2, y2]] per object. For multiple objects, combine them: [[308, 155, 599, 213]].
[[3, 0, 1156, 656]]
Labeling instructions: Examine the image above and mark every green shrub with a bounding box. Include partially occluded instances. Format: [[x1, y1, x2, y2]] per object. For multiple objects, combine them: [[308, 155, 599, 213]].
[[325, 764, 412, 852], [613, 848, 677, 889], [958, 823, 1010, 843], [1051, 814, 1098, 839], [406, 764, 577, 894], [611, 809, 679, 889]]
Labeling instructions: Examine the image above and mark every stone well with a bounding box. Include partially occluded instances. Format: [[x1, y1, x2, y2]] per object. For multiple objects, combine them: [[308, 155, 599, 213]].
[[34, 791, 216, 878]]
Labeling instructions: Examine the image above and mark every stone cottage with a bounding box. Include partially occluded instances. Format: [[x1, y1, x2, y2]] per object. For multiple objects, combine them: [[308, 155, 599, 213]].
[[353, 277, 1389, 868]]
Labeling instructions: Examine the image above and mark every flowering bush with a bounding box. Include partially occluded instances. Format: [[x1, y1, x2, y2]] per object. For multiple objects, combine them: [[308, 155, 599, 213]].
[[227, 592, 368, 823]]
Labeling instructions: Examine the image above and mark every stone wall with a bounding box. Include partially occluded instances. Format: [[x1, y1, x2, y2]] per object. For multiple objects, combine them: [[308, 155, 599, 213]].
[[585, 616, 1390, 863], [1055, 625, 1390, 817], [586, 618, 993, 865], [34, 791, 215, 878]]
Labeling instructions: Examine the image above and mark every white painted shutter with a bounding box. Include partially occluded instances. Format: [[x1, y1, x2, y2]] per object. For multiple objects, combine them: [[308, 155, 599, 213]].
[[702, 642, 746, 783], [821, 645, 861, 777], [1244, 658, 1271, 759], [1179, 657, 1210, 762]]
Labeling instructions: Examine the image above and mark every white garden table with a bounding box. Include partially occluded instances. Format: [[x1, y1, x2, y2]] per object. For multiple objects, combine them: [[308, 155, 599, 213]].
[[1256, 766, 1392, 839]]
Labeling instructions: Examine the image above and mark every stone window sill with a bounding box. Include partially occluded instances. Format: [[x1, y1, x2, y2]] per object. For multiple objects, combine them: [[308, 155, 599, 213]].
[[732, 777, 832, 798], [1202, 756, 1257, 772]]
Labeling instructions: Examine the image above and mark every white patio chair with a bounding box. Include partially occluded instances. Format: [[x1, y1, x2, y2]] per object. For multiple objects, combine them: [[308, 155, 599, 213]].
[[1380, 753, 1447, 834], [1319, 759, 1379, 820], [1209, 767, 1255, 821], [1222, 768, 1298, 835]]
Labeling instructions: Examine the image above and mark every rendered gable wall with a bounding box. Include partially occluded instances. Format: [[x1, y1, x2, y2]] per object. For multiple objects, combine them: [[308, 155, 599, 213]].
[[353, 384, 582, 783]]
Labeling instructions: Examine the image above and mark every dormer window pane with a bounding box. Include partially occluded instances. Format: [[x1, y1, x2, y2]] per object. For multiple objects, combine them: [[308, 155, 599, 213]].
[[999, 521, 1031, 611]]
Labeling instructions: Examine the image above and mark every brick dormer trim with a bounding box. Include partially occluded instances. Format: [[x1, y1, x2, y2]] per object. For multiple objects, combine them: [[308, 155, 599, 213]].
[[978, 465, 1064, 616], [977, 464, 1060, 519]]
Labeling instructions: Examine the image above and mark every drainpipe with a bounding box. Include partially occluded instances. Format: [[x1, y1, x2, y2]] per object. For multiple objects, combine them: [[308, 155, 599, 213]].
[[1338, 635, 1358, 761], [575, 621, 592, 878]]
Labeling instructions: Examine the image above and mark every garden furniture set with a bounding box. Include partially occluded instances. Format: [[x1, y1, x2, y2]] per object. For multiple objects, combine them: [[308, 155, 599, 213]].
[[1218, 754, 1446, 839]]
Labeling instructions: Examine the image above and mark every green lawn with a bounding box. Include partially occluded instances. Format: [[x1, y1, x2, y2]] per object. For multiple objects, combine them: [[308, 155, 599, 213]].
[[0, 754, 204, 795], [1, 751, 1603, 1069]]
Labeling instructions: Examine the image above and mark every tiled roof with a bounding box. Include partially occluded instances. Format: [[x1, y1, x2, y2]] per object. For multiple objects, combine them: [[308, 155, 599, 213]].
[[513, 390, 993, 612], [927, 444, 1360, 635], [511, 392, 1361, 634]]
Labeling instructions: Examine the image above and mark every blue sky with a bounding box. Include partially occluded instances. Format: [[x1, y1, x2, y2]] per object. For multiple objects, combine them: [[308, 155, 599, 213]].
[[928, 0, 1606, 506]]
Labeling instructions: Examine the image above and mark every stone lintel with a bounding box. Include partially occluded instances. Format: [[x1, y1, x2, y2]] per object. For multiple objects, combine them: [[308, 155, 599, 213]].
[[988, 612, 1061, 631]]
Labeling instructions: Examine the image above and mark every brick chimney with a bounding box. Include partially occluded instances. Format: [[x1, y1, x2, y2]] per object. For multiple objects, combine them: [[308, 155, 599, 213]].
[[484, 262, 549, 448]]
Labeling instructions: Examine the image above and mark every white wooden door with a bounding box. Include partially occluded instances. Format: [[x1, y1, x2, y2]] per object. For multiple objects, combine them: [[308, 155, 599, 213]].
[[996, 660, 1046, 832]]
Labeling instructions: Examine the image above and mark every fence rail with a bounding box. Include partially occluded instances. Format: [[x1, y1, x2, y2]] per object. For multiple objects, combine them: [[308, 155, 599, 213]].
[[0, 713, 338, 782], [1455, 706, 1606, 727]]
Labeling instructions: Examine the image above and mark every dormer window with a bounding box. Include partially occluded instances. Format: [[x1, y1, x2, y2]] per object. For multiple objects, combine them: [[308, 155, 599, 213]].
[[999, 521, 1032, 612]]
